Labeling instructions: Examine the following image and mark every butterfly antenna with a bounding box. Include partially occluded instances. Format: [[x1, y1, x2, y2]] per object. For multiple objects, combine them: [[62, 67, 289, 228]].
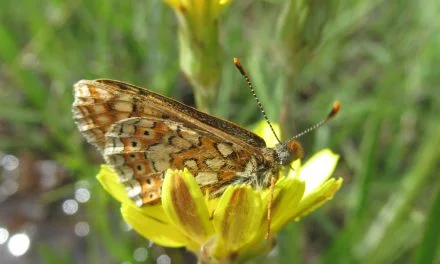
[[233, 57, 282, 144], [288, 101, 341, 141]]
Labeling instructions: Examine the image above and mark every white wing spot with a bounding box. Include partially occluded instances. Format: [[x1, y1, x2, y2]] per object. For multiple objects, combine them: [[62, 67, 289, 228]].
[[195, 172, 218, 186], [117, 93, 133, 101], [138, 119, 155, 128], [121, 123, 136, 135], [115, 112, 130, 121], [91, 104, 106, 114], [132, 195, 143, 207], [147, 144, 178, 171], [95, 115, 111, 125], [104, 138, 124, 155], [105, 154, 125, 166], [74, 83, 91, 97], [170, 136, 192, 149], [112, 101, 133, 112], [217, 143, 234, 157], [73, 106, 89, 117], [124, 180, 142, 197], [153, 160, 170, 172], [116, 166, 134, 182], [184, 159, 199, 170], [205, 158, 225, 170]]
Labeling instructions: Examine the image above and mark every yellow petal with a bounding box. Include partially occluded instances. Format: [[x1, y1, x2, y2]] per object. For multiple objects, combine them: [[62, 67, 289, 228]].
[[161, 169, 214, 245], [96, 165, 170, 222], [286, 159, 302, 179], [212, 185, 265, 259], [121, 203, 189, 248], [96, 165, 132, 204], [299, 149, 339, 196], [291, 177, 343, 220], [270, 177, 306, 232], [97, 165, 189, 247]]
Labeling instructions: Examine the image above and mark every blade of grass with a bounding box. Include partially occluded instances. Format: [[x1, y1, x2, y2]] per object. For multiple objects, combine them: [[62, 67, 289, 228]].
[[412, 185, 440, 264]]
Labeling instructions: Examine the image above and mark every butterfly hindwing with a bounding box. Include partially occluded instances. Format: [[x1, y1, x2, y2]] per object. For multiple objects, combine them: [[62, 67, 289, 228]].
[[104, 117, 258, 205]]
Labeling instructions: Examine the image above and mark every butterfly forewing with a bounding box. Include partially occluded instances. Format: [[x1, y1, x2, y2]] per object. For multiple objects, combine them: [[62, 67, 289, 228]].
[[73, 80, 164, 150], [72, 79, 275, 206]]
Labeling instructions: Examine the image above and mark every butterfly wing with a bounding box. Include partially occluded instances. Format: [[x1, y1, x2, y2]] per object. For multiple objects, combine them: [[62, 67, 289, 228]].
[[104, 117, 261, 205], [73, 80, 164, 151], [72, 79, 274, 206], [72, 79, 266, 152]]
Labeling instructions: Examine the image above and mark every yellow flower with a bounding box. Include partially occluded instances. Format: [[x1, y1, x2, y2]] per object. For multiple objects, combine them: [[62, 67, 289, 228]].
[[163, 0, 231, 20], [97, 121, 342, 262], [161, 0, 233, 112]]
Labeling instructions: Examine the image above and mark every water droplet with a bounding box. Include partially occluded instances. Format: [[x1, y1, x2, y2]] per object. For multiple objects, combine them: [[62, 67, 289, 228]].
[[7, 233, 30, 256], [1, 155, 19, 171], [75, 188, 91, 203], [62, 199, 78, 215], [74, 221, 90, 237], [157, 254, 171, 264], [0, 227, 9, 244], [133, 247, 148, 262]]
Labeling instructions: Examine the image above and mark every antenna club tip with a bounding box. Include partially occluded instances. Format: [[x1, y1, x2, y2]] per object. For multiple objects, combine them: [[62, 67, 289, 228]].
[[233, 57, 247, 75], [329, 100, 341, 118]]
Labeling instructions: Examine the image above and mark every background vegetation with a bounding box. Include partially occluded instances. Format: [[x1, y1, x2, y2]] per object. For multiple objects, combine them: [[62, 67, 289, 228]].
[[0, 0, 439, 263]]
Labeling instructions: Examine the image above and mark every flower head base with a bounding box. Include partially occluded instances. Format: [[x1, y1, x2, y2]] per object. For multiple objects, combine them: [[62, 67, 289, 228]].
[[97, 122, 342, 262]]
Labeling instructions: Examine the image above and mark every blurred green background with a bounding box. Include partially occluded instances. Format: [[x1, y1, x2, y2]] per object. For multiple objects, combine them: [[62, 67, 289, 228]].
[[0, 0, 439, 263]]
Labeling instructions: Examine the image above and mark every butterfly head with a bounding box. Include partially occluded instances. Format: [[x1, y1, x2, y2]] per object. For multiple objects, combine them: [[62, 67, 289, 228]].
[[274, 140, 303, 166], [273, 101, 341, 166]]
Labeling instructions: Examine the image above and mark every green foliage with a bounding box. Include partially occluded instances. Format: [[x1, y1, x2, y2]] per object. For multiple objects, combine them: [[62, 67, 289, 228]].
[[1, 0, 439, 263]]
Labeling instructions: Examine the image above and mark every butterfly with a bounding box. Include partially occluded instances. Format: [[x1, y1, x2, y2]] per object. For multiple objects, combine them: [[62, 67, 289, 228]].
[[72, 63, 340, 208]]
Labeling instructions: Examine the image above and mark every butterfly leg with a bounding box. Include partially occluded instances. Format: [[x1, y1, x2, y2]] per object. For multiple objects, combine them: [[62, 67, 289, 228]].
[[265, 175, 276, 240]]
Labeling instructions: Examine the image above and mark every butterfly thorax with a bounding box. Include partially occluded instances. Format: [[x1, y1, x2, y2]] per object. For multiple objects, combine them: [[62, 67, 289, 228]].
[[231, 140, 303, 191]]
